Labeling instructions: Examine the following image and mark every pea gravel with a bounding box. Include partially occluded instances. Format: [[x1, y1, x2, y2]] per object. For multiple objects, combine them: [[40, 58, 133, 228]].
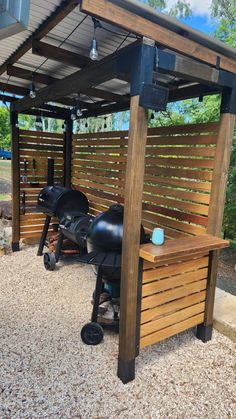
[[0, 246, 235, 419]]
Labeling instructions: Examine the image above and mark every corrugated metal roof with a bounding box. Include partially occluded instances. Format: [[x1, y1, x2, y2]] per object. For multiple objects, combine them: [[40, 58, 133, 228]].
[[0, 0, 233, 108]]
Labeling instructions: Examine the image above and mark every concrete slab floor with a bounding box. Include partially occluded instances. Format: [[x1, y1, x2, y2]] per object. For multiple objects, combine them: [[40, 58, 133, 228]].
[[214, 287, 236, 342]]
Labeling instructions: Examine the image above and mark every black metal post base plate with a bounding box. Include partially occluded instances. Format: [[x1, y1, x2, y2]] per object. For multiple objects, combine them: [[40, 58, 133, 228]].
[[117, 357, 135, 384], [196, 323, 213, 343], [12, 242, 20, 252]]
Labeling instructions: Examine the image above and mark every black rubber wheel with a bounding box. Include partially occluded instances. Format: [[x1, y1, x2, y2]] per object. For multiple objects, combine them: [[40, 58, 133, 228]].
[[44, 252, 56, 271], [81, 322, 104, 345]]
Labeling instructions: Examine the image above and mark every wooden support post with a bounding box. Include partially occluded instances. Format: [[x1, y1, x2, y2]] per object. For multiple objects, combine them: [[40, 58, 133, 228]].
[[11, 111, 20, 251], [118, 96, 148, 383], [197, 110, 236, 342], [64, 118, 73, 188]]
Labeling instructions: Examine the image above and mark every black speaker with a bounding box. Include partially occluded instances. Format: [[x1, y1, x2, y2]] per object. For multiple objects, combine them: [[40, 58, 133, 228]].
[[139, 83, 169, 111]]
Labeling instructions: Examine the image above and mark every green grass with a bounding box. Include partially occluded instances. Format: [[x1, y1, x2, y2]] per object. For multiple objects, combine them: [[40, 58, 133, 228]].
[[0, 193, 11, 201], [0, 159, 11, 181]]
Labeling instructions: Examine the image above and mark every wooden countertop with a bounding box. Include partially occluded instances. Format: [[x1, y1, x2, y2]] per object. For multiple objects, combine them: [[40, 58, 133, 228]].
[[139, 234, 229, 263]]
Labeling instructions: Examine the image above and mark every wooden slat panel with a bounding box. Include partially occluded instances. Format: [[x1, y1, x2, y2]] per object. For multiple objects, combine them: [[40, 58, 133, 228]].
[[143, 255, 209, 283], [20, 137, 63, 145], [141, 290, 206, 324], [19, 130, 63, 139], [142, 268, 208, 297], [140, 302, 205, 337], [141, 279, 207, 310], [71, 122, 219, 239], [140, 313, 204, 348], [143, 184, 210, 204]]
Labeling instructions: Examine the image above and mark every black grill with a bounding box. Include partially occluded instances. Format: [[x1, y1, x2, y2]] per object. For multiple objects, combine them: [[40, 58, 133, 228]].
[[37, 185, 89, 218]]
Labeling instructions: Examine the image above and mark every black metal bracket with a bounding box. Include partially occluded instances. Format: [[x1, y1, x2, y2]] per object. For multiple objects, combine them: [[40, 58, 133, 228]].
[[220, 86, 236, 114], [130, 43, 156, 96]]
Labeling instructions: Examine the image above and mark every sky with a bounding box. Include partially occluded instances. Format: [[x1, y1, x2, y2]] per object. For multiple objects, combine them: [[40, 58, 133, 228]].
[[147, 0, 216, 34]]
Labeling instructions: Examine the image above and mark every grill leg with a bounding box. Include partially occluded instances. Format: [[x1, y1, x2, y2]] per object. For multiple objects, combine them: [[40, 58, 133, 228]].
[[91, 267, 103, 323], [55, 230, 63, 262], [37, 215, 51, 256]]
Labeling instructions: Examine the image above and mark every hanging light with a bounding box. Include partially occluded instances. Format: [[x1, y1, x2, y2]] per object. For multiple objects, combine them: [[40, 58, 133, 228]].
[[35, 115, 43, 130], [76, 104, 83, 117], [71, 107, 77, 120], [62, 121, 67, 132], [90, 18, 100, 61], [29, 82, 36, 99], [85, 119, 88, 128], [151, 112, 155, 120], [104, 116, 107, 129]]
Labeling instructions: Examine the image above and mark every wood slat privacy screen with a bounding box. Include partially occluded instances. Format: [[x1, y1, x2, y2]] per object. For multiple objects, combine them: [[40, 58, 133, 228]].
[[72, 122, 219, 238], [19, 129, 65, 239]]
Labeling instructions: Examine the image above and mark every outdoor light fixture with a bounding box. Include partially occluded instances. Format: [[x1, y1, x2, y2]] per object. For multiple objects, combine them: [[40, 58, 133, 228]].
[[71, 108, 77, 120], [85, 119, 88, 128], [104, 117, 107, 129], [71, 105, 83, 120], [90, 18, 101, 61], [76, 105, 83, 117], [29, 82, 36, 99]]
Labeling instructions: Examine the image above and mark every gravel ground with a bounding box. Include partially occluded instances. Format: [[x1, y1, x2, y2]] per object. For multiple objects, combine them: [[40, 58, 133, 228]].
[[0, 246, 236, 419]]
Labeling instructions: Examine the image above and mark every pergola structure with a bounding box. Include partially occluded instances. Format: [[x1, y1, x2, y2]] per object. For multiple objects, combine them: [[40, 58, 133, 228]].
[[2, 0, 236, 383]]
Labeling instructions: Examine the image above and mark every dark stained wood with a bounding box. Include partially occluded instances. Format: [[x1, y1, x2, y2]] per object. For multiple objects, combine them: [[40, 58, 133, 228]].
[[7, 65, 58, 85], [0, 0, 80, 76], [139, 235, 229, 264], [203, 112, 236, 329], [0, 82, 28, 96], [64, 119, 73, 187], [81, 0, 236, 73], [32, 40, 91, 68], [11, 41, 141, 112], [11, 112, 20, 251], [207, 113, 236, 236], [118, 95, 148, 368]]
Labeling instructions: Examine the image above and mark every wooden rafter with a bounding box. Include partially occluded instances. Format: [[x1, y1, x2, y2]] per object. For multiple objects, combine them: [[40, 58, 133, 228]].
[[80, 0, 236, 74], [11, 41, 141, 113], [32, 40, 91, 68], [7, 66, 129, 105]]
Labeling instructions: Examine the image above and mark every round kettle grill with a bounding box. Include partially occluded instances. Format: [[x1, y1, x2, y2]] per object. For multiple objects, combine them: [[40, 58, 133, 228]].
[[78, 204, 147, 346], [37, 185, 89, 219]]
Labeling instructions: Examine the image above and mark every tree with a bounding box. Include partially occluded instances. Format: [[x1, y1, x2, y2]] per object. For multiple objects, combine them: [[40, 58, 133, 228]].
[[0, 106, 10, 149], [147, 0, 192, 18]]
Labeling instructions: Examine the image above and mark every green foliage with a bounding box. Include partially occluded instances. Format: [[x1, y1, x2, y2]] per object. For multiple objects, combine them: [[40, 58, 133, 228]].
[[0, 107, 10, 149], [147, 0, 192, 18]]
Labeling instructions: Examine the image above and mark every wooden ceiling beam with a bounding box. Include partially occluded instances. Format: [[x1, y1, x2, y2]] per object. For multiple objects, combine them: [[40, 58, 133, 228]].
[[168, 84, 221, 102], [7, 65, 57, 85], [0, 81, 28, 96], [0, 0, 80, 76], [32, 40, 91, 68], [7, 66, 129, 105], [80, 0, 236, 74], [11, 41, 140, 112]]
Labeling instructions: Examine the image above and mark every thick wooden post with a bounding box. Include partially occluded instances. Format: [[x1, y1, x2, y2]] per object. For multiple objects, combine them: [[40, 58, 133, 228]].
[[64, 118, 73, 188], [118, 96, 148, 383], [11, 111, 20, 251], [197, 110, 235, 342]]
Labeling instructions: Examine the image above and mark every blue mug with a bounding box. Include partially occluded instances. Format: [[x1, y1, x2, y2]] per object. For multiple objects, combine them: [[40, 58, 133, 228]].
[[152, 228, 165, 245]]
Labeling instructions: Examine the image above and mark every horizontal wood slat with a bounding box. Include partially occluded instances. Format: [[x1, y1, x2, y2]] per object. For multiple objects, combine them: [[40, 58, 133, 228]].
[[140, 302, 205, 338], [72, 123, 219, 239], [19, 129, 64, 239], [140, 313, 204, 348], [141, 279, 207, 311]]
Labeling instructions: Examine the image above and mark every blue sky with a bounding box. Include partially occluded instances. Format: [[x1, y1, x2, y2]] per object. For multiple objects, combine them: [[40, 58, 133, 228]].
[[182, 15, 216, 35]]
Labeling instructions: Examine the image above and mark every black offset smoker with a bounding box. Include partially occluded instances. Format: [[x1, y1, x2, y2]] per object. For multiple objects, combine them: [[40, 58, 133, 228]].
[[79, 204, 147, 345]]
